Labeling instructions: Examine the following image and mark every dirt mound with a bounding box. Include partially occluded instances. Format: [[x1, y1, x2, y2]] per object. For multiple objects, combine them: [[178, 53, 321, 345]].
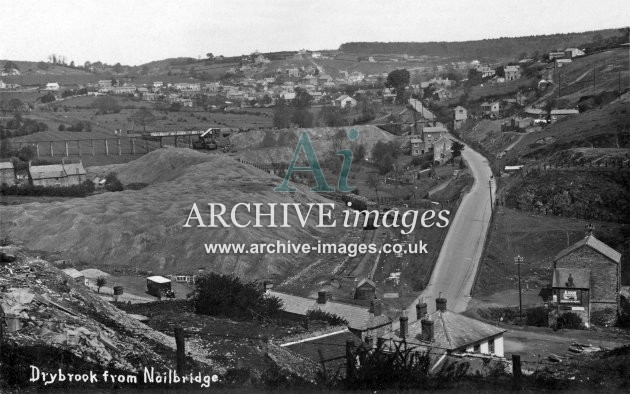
[[1, 150, 345, 281], [88, 146, 213, 185]]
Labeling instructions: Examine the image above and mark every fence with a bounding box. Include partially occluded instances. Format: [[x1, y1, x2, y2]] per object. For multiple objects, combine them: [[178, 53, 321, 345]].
[[16, 137, 160, 158]]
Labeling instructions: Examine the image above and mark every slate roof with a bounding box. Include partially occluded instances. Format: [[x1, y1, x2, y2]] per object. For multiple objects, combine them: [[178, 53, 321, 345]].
[[282, 329, 360, 363], [423, 125, 448, 134], [385, 309, 506, 351], [552, 268, 590, 289], [268, 290, 392, 331], [62, 268, 85, 279], [29, 164, 66, 180], [356, 278, 376, 289], [63, 162, 86, 176], [0, 161, 14, 170], [553, 235, 621, 264]]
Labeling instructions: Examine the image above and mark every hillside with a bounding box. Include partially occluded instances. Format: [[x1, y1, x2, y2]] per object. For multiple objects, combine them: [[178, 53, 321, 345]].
[[339, 28, 626, 60], [230, 125, 399, 163], [0, 147, 348, 279]]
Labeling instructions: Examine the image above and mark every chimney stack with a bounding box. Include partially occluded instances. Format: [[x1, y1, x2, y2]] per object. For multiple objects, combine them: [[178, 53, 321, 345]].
[[416, 302, 428, 320], [399, 311, 409, 338], [421, 318, 434, 342], [370, 300, 382, 316], [436, 297, 447, 312], [317, 291, 331, 304]]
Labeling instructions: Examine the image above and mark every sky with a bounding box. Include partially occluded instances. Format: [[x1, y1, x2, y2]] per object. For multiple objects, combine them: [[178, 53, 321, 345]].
[[1, 0, 628, 66]]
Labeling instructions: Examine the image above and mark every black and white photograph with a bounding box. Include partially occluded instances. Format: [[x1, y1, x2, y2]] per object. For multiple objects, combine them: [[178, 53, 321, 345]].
[[0, 0, 629, 391]]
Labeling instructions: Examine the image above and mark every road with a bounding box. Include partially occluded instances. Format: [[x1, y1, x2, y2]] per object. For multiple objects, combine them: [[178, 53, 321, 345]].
[[405, 138, 496, 318]]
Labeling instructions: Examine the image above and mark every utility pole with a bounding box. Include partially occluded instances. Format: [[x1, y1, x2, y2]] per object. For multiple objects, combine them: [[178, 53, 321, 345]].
[[488, 178, 493, 212], [514, 255, 524, 323]]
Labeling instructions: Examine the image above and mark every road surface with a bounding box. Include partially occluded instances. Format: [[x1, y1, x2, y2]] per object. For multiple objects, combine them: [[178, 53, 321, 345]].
[[405, 138, 496, 317]]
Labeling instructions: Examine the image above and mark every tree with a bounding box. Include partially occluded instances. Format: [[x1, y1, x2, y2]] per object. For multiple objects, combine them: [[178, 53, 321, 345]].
[[92, 96, 121, 114], [96, 277, 107, 293], [7, 99, 24, 113], [371, 141, 398, 175], [273, 98, 292, 128], [131, 108, 156, 132], [206, 53, 214, 61], [386, 69, 410, 91], [495, 66, 505, 78], [450, 141, 465, 165], [112, 63, 124, 73], [292, 109, 314, 128], [294, 88, 312, 109], [3, 61, 19, 73], [104, 172, 123, 192], [367, 173, 380, 202]]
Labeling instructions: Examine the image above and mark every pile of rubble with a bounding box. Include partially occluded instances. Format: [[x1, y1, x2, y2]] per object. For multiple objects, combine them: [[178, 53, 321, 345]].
[[0, 246, 219, 378]]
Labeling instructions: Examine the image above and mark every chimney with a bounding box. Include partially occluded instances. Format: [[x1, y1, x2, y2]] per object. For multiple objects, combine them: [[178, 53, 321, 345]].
[[585, 223, 594, 238], [317, 291, 331, 304], [421, 318, 435, 342], [399, 311, 408, 338], [416, 302, 427, 321], [370, 300, 382, 316], [436, 297, 447, 312]]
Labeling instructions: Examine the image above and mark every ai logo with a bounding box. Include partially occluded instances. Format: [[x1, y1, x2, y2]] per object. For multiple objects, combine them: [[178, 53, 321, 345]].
[[274, 128, 358, 193]]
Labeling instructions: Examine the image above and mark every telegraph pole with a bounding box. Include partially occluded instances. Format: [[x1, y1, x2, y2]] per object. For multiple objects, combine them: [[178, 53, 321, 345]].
[[489, 178, 494, 212], [514, 255, 524, 323]]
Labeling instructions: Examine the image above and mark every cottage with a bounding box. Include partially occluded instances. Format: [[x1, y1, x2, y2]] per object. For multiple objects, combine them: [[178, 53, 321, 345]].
[[453, 106, 467, 130], [268, 290, 392, 340], [281, 328, 361, 368], [334, 95, 357, 108], [45, 82, 60, 91], [564, 48, 585, 58], [28, 161, 86, 187], [63, 161, 87, 184], [62, 268, 86, 284], [422, 124, 448, 148], [504, 65, 521, 81], [383, 298, 506, 357], [550, 232, 621, 326], [410, 138, 424, 156], [548, 51, 566, 60], [354, 278, 376, 300], [480, 101, 501, 117], [0, 161, 16, 185], [432, 135, 453, 165]]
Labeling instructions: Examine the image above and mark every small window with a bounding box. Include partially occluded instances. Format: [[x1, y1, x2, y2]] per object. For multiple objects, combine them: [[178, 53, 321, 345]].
[[489, 339, 495, 354]]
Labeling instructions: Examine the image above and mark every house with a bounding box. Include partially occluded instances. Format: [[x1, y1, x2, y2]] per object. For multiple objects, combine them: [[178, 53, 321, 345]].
[[564, 48, 585, 59], [433, 88, 451, 101], [480, 101, 500, 117], [383, 298, 506, 357], [477, 65, 495, 78], [550, 108, 579, 123], [453, 106, 467, 130], [0, 161, 16, 185], [28, 161, 86, 187], [152, 81, 163, 90], [555, 58, 572, 67], [61, 268, 86, 284], [410, 138, 424, 156], [354, 278, 376, 300], [334, 95, 357, 108], [422, 124, 448, 148], [432, 135, 453, 165], [45, 82, 60, 91], [550, 231, 621, 326], [63, 161, 87, 185], [548, 51, 566, 60], [112, 85, 136, 95], [504, 65, 521, 81], [268, 290, 392, 340], [0, 80, 6, 89]]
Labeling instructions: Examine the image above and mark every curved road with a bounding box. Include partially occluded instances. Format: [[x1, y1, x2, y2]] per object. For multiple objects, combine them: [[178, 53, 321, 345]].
[[405, 138, 496, 317]]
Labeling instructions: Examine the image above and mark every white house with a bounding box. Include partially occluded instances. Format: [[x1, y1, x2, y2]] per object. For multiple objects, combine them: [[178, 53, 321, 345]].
[[45, 82, 60, 91], [334, 95, 357, 108]]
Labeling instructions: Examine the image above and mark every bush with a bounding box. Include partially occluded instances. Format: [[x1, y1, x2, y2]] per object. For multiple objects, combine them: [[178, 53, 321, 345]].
[[556, 312, 584, 330], [58, 124, 65, 131], [0, 180, 95, 197], [104, 172, 123, 192], [525, 306, 549, 327], [191, 273, 282, 320]]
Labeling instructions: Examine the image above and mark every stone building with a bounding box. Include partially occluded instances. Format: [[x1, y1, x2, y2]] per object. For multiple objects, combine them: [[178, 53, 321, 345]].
[[551, 233, 622, 326]]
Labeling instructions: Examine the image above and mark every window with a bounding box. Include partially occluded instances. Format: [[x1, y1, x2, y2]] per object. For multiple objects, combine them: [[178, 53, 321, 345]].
[[473, 344, 480, 353], [489, 339, 495, 354]]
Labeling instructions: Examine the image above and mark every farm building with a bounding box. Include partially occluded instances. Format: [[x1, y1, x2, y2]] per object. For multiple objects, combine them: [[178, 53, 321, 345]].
[[550, 108, 579, 123], [45, 82, 60, 91], [354, 278, 376, 300], [334, 95, 357, 108], [146, 276, 172, 298], [61, 268, 86, 284], [0, 161, 16, 185], [28, 161, 86, 187], [550, 232, 621, 326]]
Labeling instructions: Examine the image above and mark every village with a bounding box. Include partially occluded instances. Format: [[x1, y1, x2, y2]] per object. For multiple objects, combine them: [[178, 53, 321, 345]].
[[0, 3, 629, 390]]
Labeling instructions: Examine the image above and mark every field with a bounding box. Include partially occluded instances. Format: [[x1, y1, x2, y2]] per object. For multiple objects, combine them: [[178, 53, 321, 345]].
[[472, 207, 627, 300]]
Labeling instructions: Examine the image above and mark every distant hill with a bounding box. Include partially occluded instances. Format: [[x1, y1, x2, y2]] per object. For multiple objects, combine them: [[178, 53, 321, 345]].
[[339, 28, 627, 60]]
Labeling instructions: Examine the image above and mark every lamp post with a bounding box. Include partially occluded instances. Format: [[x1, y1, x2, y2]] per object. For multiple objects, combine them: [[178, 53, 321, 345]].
[[514, 255, 524, 323]]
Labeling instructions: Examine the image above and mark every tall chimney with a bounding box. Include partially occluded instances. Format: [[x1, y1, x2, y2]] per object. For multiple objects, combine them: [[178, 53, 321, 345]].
[[399, 311, 408, 338], [416, 302, 427, 320], [370, 300, 382, 316], [421, 319, 434, 342], [317, 291, 330, 304], [436, 298, 447, 312]]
